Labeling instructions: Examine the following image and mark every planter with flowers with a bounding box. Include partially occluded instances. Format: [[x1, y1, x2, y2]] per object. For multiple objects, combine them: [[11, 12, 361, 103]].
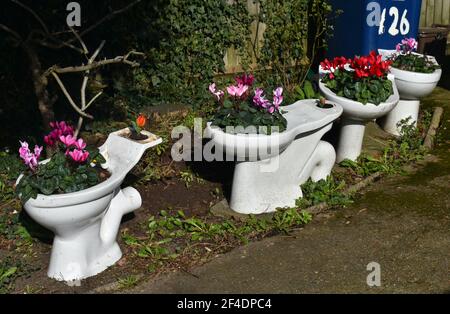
[[15, 117, 161, 282], [207, 74, 287, 135], [319, 51, 399, 162], [205, 74, 342, 214], [378, 38, 442, 135]]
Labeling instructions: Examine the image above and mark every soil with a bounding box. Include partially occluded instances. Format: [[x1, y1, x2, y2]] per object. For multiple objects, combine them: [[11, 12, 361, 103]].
[[125, 132, 149, 141]]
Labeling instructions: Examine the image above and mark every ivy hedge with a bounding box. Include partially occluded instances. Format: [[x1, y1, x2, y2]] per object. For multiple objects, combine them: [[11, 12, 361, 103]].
[[122, 0, 337, 108]]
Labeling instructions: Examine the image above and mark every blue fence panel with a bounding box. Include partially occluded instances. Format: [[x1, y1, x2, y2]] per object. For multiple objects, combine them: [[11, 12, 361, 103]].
[[326, 0, 423, 58]]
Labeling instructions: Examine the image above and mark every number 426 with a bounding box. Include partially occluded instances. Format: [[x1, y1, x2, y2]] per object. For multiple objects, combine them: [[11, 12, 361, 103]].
[[366, 2, 410, 36]]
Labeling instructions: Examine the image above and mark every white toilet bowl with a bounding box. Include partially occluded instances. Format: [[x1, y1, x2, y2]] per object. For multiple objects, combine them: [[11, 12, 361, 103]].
[[21, 129, 161, 281], [205, 100, 343, 214], [378, 49, 442, 135], [319, 74, 399, 162]]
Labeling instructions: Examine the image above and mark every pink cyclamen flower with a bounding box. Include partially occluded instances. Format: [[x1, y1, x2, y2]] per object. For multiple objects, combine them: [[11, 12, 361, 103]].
[[208, 83, 224, 101], [45, 121, 74, 146], [18, 141, 42, 170], [68, 149, 89, 163], [404, 38, 418, 51], [50, 121, 73, 135], [59, 135, 77, 147], [395, 43, 402, 52], [74, 138, 86, 150], [273, 87, 283, 108], [253, 88, 269, 108], [235, 74, 254, 86], [19, 141, 29, 157], [227, 84, 249, 98], [34, 145, 43, 157]]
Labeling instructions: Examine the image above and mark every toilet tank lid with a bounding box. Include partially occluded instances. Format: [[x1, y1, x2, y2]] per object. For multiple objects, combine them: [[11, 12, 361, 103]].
[[282, 99, 343, 134]]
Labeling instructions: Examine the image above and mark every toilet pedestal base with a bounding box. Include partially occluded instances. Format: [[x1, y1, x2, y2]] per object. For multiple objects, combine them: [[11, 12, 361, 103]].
[[379, 99, 420, 136], [48, 219, 122, 282], [229, 126, 336, 214], [46, 187, 142, 282], [337, 117, 366, 162]]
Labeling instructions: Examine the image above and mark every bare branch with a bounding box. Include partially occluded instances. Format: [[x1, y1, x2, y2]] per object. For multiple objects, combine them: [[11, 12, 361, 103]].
[[89, 41, 106, 63], [37, 36, 85, 54], [0, 23, 22, 43], [80, 40, 105, 110], [50, 51, 143, 74], [86, 91, 103, 110], [69, 27, 89, 55], [10, 0, 49, 34], [51, 72, 93, 119]]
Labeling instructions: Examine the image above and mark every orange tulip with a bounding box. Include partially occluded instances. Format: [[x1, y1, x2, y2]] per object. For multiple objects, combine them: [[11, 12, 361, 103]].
[[136, 114, 147, 128]]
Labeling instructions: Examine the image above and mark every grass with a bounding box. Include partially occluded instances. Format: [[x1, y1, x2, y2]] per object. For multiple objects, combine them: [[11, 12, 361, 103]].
[[117, 275, 139, 290]]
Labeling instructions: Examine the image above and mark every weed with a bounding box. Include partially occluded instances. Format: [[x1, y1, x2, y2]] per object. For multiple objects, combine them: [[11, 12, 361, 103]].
[[123, 205, 314, 272], [0, 207, 33, 246], [0, 152, 24, 202], [0, 257, 24, 293], [23, 285, 42, 294], [296, 176, 352, 208], [117, 275, 139, 289], [272, 208, 312, 233], [179, 170, 195, 188], [340, 118, 428, 176], [179, 168, 204, 188]]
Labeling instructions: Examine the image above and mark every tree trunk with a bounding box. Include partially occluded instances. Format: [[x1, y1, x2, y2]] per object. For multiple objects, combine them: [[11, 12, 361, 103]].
[[22, 43, 55, 133]]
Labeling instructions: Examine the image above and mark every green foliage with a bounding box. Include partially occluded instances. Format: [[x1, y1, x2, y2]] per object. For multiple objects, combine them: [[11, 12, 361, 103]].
[[0, 207, 30, 245], [0, 152, 25, 202], [296, 176, 352, 208], [0, 257, 23, 294], [392, 54, 440, 73], [0, 152, 25, 179], [211, 100, 287, 134], [131, 0, 251, 106], [179, 169, 204, 188], [16, 148, 106, 203], [322, 69, 394, 105], [123, 206, 313, 267], [272, 208, 312, 233], [117, 275, 139, 289], [256, 0, 336, 91], [292, 79, 321, 101], [340, 118, 427, 176]]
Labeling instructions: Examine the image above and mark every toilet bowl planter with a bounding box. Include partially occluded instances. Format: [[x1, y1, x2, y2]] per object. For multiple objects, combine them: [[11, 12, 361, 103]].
[[378, 45, 442, 135], [206, 99, 342, 214], [206, 74, 342, 214], [17, 126, 161, 282], [319, 52, 400, 162]]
